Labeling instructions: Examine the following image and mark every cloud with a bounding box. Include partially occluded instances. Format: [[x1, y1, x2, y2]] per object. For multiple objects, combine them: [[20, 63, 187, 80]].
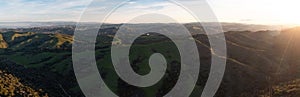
[[132, 2, 169, 10], [127, 1, 136, 4], [101, 1, 198, 23], [240, 19, 254, 22], [0, 0, 96, 21], [0, 0, 199, 23]]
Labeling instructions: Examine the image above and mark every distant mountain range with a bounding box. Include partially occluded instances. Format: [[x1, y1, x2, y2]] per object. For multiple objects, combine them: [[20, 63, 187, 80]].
[[0, 22, 76, 28], [0, 22, 287, 32]]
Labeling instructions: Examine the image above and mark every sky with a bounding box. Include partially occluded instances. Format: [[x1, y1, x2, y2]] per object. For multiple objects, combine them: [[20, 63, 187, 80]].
[[0, 0, 300, 25]]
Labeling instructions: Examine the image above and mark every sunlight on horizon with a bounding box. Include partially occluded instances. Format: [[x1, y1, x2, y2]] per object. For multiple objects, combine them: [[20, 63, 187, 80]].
[[208, 0, 300, 25]]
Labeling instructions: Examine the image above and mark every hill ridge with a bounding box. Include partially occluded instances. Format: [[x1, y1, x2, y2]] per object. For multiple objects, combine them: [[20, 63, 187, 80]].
[[0, 34, 8, 48]]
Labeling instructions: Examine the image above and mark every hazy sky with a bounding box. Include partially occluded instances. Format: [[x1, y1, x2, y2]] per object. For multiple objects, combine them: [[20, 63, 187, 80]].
[[0, 0, 300, 25]]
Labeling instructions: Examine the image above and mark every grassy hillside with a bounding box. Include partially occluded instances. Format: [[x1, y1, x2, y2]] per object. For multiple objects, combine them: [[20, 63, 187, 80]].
[[0, 32, 75, 96], [0, 34, 8, 48], [0, 27, 300, 96], [0, 32, 72, 50], [0, 70, 48, 97]]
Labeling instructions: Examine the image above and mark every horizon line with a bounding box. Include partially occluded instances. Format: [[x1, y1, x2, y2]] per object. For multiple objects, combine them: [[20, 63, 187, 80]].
[[1, 21, 299, 26]]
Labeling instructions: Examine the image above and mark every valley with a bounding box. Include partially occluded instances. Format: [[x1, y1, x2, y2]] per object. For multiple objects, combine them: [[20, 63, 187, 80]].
[[0, 24, 299, 97]]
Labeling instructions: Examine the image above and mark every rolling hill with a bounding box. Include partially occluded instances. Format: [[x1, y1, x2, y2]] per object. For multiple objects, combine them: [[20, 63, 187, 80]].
[[0, 25, 299, 96], [0, 34, 8, 48]]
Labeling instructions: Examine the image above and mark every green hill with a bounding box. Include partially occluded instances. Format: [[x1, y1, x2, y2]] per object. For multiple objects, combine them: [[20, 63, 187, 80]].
[[0, 32, 72, 50], [0, 26, 300, 97]]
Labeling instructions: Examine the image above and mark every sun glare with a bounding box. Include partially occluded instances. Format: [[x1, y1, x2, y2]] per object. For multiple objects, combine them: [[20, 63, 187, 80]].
[[271, 0, 300, 25], [255, 0, 300, 25]]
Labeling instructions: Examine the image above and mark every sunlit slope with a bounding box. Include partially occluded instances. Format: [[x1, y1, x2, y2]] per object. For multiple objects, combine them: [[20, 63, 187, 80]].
[[0, 32, 73, 50], [273, 27, 300, 81], [197, 31, 279, 97], [0, 70, 48, 97], [0, 32, 73, 71], [0, 34, 8, 48], [232, 27, 300, 97], [258, 78, 300, 97]]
